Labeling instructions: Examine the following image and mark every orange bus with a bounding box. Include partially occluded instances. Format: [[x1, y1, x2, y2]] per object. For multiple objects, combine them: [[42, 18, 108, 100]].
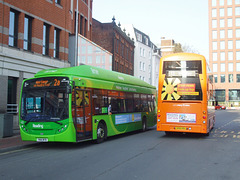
[[157, 53, 215, 135]]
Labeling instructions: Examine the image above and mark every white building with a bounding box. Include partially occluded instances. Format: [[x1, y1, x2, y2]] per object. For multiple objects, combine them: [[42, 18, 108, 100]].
[[122, 24, 161, 90]]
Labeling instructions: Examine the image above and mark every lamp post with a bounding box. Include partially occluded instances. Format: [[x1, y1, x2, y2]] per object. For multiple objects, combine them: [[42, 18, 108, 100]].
[[75, 0, 79, 66]]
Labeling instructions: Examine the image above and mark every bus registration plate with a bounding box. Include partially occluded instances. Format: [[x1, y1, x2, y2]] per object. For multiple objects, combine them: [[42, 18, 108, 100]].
[[174, 127, 186, 130], [37, 138, 48, 142]]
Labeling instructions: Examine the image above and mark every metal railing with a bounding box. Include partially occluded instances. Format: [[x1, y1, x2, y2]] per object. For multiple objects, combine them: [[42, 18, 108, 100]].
[[7, 104, 18, 114]]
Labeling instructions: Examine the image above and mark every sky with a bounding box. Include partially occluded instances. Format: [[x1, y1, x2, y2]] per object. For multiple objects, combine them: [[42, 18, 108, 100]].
[[92, 0, 209, 60]]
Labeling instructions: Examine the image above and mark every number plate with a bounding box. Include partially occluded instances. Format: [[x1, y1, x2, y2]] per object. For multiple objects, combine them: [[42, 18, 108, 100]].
[[37, 138, 48, 142], [174, 127, 186, 130]]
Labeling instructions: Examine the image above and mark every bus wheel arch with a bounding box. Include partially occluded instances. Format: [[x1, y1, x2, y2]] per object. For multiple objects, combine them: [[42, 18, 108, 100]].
[[142, 116, 147, 132], [96, 120, 107, 143]]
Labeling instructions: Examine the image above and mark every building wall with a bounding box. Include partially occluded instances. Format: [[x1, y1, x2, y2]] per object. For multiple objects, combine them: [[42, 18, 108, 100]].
[[92, 18, 134, 75], [0, 0, 93, 128], [208, 0, 240, 105]]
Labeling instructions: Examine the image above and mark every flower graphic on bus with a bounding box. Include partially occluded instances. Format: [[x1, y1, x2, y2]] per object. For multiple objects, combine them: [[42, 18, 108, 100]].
[[161, 78, 181, 100]]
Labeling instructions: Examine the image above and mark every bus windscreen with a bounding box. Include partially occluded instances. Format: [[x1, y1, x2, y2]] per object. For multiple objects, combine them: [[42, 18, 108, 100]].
[[161, 60, 203, 101]]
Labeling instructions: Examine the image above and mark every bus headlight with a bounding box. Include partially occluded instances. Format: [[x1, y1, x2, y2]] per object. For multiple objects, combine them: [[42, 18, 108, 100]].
[[203, 121, 206, 124], [158, 119, 161, 122]]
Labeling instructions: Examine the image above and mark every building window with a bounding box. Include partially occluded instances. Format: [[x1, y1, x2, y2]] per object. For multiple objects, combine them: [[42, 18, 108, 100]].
[[237, 52, 240, 60], [236, 18, 240, 26], [213, 42, 217, 50], [228, 52, 233, 60], [221, 52, 225, 61], [236, 40, 240, 49], [221, 75, 225, 83], [212, 9, 217, 17], [214, 75, 218, 83], [220, 30, 225, 38], [229, 74, 234, 83], [87, 56, 92, 64], [43, 23, 50, 56], [228, 30, 233, 38], [96, 56, 101, 64], [228, 19, 233, 27], [228, 0, 232, 5], [220, 8, 224, 17], [54, 28, 60, 58], [213, 63, 218, 72], [216, 89, 225, 101], [220, 41, 225, 50], [236, 29, 240, 38], [237, 74, 240, 82], [228, 40, 233, 49], [220, 19, 224, 28], [237, 0, 240, 5], [236, 7, 240, 16], [220, 0, 224, 6], [212, 0, 217, 6], [23, 16, 32, 51], [228, 63, 233, 72], [213, 52, 217, 61], [212, 31, 217, 39], [55, 0, 61, 5], [81, 56, 86, 64], [229, 90, 240, 100], [212, 20, 217, 28], [221, 63, 225, 72], [8, 9, 19, 47], [228, 8, 232, 16], [237, 63, 240, 71]]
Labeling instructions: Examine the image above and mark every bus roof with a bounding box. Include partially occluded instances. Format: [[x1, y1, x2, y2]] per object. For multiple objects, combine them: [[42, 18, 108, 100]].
[[162, 53, 206, 61], [34, 65, 155, 89]]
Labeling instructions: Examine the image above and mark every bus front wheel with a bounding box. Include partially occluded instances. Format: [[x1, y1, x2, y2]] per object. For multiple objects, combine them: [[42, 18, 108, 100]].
[[96, 122, 106, 143], [142, 118, 147, 132]]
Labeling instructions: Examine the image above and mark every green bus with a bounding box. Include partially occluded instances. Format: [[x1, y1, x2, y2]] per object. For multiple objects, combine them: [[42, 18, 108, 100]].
[[19, 65, 157, 143]]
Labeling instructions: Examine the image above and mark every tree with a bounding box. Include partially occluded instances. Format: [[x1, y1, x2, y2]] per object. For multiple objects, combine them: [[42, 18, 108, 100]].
[[173, 43, 183, 53]]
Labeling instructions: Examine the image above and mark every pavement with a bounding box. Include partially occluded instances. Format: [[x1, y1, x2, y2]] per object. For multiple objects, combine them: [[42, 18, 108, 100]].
[[0, 129, 37, 153]]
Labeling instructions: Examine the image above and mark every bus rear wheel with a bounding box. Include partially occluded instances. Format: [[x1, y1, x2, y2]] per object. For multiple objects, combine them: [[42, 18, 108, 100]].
[[96, 122, 106, 143]]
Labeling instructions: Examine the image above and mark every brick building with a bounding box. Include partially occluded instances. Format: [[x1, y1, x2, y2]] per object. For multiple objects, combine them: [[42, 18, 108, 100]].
[[209, 0, 240, 106], [159, 37, 175, 57], [0, 0, 92, 129], [92, 17, 135, 75]]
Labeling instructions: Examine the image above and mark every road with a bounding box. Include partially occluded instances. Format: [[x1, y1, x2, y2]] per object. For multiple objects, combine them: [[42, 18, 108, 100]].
[[1, 110, 240, 180]]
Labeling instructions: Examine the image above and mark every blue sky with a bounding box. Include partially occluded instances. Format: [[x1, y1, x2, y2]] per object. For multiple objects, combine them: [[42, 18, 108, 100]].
[[92, 0, 209, 60]]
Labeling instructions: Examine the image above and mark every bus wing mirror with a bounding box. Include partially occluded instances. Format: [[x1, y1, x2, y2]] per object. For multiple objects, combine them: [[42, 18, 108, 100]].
[[67, 85, 72, 94]]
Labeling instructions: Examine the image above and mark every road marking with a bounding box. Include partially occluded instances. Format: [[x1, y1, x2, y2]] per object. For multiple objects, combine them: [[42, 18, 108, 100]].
[[0, 147, 36, 156]]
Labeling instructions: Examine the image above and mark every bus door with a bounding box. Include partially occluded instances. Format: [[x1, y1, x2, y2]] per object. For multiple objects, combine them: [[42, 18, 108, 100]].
[[72, 88, 92, 141]]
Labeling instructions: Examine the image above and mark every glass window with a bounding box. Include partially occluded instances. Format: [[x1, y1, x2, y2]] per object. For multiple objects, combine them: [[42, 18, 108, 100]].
[[236, 40, 240, 49], [92, 89, 108, 115], [228, 30, 233, 38], [220, 8, 225, 17], [96, 56, 101, 64], [236, 29, 240, 37], [102, 55, 105, 63], [221, 75, 225, 83], [214, 74, 218, 83], [87, 56, 92, 63], [81, 56, 86, 64], [53, 28, 60, 58], [213, 63, 218, 72], [221, 63, 225, 72], [43, 23, 50, 56], [213, 19, 217, 28], [229, 74, 234, 83], [220, 0, 224, 6], [221, 52, 225, 61], [88, 46, 92, 53], [215, 89, 225, 101], [212, 0, 217, 6], [228, 52, 233, 60], [55, 0, 61, 5], [229, 90, 240, 100], [213, 52, 218, 61], [213, 41, 217, 50], [236, 0, 240, 5], [236, 18, 240, 26], [237, 63, 240, 71], [9, 10, 19, 47], [237, 52, 240, 60], [236, 7, 240, 16], [23, 16, 32, 51], [228, 63, 233, 71], [220, 19, 225, 27], [228, 8, 233, 16], [220, 30, 225, 38], [212, 30, 217, 39], [228, 40, 233, 49], [220, 41, 225, 50], [228, 0, 232, 5], [237, 74, 240, 82], [212, 9, 217, 17], [228, 19, 233, 27]]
